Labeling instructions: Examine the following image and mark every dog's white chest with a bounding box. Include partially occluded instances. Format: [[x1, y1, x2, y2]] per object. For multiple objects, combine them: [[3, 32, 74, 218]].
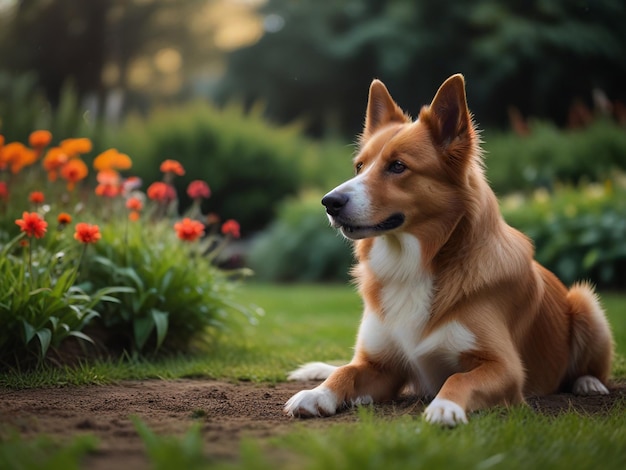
[[358, 235, 476, 394]]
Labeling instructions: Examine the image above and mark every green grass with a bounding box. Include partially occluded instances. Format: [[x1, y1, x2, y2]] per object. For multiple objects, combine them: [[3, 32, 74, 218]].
[[1, 283, 624, 387], [1, 283, 625, 470], [241, 406, 626, 470]]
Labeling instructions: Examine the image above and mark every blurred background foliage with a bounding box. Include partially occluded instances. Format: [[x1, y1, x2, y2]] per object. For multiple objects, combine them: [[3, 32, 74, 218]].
[[1, 0, 626, 288]]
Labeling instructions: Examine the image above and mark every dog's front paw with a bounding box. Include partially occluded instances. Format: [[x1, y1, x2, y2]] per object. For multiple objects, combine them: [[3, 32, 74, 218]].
[[284, 386, 339, 418], [573, 375, 609, 396], [424, 398, 468, 427]]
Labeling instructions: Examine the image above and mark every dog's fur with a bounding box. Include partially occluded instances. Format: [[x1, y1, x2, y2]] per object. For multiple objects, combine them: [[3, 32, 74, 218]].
[[283, 74, 613, 426]]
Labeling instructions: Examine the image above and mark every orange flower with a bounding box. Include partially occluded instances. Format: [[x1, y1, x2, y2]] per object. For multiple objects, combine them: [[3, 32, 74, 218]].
[[29, 130, 52, 149], [128, 211, 140, 222], [93, 148, 132, 172], [1, 142, 37, 174], [57, 212, 72, 226], [60, 137, 92, 157], [160, 159, 185, 176], [221, 219, 240, 239], [74, 222, 101, 244], [42, 147, 69, 181], [187, 180, 211, 199], [0, 181, 8, 201], [174, 218, 205, 242], [29, 191, 45, 204], [147, 182, 176, 203], [60, 158, 88, 190], [15, 212, 48, 239]]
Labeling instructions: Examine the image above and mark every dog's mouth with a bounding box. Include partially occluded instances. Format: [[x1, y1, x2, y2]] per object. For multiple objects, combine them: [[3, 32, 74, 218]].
[[335, 213, 405, 239]]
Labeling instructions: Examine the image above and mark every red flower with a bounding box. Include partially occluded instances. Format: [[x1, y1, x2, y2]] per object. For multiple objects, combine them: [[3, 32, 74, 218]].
[[125, 196, 143, 222], [74, 223, 101, 244], [147, 182, 176, 203], [0, 181, 8, 201], [94, 170, 121, 198], [29, 191, 45, 204], [15, 212, 48, 239], [174, 218, 205, 242], [126, 197, 143, 211], [187, 180, 211, 199], [160, 159, 185, 176], [221, 219, 240, 239]]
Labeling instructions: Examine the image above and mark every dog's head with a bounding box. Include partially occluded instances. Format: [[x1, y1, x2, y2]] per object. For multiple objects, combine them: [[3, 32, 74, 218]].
[[322, 74, 480, 252]]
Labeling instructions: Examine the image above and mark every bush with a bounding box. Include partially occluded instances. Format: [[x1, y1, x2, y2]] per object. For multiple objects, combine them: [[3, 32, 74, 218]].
[[0, 130, 256, 368], [109, 102, 307, 233], [248, 192, 353, 282], [0, 226, 130, 368], [502, 177, 626, 289], [81, 220, 253, 356], [484, 120, 626, 195]]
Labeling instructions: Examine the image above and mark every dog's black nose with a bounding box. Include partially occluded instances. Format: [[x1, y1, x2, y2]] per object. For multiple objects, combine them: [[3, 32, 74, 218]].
[[321, 192, 349, 217]]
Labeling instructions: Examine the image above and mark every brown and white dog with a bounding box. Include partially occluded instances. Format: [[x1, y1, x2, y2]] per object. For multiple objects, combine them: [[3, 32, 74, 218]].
[[284, 74, 613, 426]]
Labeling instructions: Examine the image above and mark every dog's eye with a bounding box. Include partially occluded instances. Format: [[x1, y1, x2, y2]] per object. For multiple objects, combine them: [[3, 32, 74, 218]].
[[388, 161, 406, 174], [355, 162, 363, 174]]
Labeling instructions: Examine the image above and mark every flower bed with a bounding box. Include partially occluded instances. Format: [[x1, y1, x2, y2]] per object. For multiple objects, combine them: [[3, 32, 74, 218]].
[[0, 131, 253, 368]]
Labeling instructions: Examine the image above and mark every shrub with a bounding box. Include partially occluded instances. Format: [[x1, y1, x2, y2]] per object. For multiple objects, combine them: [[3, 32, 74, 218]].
[[484, 120, 626, 195], [502, 177, 626, 289], [81, 220, 253, 356], [0, 226, 130, 368], [110, 102, 306, 233], [248, 192, 353, 282]]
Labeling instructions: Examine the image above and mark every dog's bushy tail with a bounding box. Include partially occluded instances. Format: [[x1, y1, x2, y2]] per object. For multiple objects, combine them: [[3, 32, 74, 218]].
[[566, 282, 613, 390], [287, 362, 338, 381]]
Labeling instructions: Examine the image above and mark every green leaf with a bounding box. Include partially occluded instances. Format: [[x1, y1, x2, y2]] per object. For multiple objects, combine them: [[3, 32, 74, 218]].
[[68, 330, 95, 344], [51, 268, 78, 297], [22, 320, 36, 344], [150, 309, 169, 350], [35, 328, 52, 357], [133, 316, 155, 352]]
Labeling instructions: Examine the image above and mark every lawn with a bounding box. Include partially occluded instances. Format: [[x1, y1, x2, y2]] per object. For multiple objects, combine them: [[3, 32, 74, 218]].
[[1, 282, 625, 469]]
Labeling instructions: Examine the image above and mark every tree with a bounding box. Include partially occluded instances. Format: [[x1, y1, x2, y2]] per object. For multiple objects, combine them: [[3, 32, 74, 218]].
[[0, 0, 219, 117], [217, 0, 626, 136]]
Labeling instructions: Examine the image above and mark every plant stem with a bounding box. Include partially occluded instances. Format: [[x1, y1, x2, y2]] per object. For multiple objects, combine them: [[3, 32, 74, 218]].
[[28, 240, 33, 289]]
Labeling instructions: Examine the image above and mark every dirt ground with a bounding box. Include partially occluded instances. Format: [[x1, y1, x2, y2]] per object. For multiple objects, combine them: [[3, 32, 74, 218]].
[[1, 379, 625, 469]]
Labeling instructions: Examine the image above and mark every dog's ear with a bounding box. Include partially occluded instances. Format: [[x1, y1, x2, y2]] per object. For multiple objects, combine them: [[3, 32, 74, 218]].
[[362, 80, 408, 141], [420, 74, 476, 174]]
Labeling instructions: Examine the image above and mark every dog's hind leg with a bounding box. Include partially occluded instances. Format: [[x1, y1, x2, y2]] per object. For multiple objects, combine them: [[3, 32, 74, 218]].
[[566, 282, 613, 395]]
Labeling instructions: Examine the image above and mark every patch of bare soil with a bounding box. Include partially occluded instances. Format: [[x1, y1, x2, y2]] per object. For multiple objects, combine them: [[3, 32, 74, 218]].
[[1, 379, 624, 469]]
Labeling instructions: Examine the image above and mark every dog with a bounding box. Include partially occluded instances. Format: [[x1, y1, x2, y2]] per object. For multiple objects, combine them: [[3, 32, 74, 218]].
[[283, 74, 613, 426]]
